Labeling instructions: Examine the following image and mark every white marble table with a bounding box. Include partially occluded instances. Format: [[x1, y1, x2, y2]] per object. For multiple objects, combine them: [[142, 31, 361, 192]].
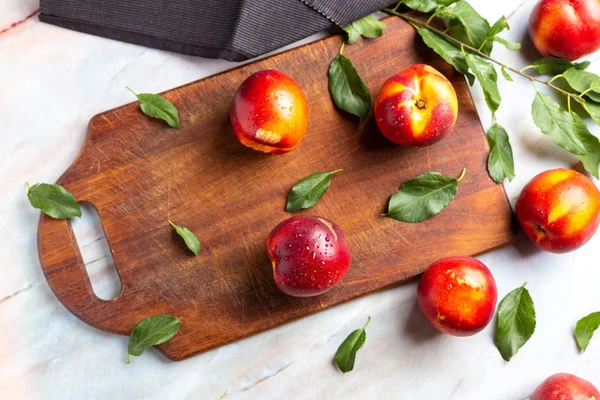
[[2, 0, 599, 398]]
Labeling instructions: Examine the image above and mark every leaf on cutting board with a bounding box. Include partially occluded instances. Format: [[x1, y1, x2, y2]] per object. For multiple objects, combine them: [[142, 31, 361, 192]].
[[328, 54, 372, 120], [27, 183, 81, 219], [286, 169, 343, 212], [574, 311, 600, 352], [343, 15, 386, 45], [169, 220, 200, 255], [334, 317, 371, 373], [127, 314, 181, 363], [127, 87, 180, 128], [494, 283, 536, 361], [385, 169, 466, 223]]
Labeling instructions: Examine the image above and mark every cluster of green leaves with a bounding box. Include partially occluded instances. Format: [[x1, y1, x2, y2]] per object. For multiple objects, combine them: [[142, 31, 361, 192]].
[[398, 0, 600, 180]]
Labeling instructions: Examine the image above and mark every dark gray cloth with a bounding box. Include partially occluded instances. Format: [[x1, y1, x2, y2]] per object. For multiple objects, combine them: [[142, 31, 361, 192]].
[[39, 0, 394, 61]]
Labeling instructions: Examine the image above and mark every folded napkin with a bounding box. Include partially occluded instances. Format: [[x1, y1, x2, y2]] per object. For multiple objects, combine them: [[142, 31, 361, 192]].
[[39, 0, 394, 61]]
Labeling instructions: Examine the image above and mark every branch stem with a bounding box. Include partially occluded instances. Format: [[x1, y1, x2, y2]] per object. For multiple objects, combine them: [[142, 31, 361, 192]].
[[382, 8, 585, 102]]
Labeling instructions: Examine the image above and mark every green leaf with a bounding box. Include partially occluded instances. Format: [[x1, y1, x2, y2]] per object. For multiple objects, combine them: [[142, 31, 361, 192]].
[[487, 16, 508, 38], [465, 53, 501, 115], [127, 314, 181, 363], [574, 311, 600, 351], [169, 221, 200, 255], [342, 15, 386, 45], [127, 87, 180, 128], [487, 123, 515, 183], [531, 93, 589, 155], [437, 1, 492, 54], [286, 169, 342, 212], [582, 99, 600, 125], [494, 284, 536, 362], [334, 317, 370, 373], [563, 69, 600, 102], [501, 67, 513, 82], [526, 58, 590, 75], [386, 169, 465, 223], [27, 183, 81, 219], [403, 0, 458, 12], [417, 28, 475, 85], [493, 36, 521, 51], [572, 112, 600, 179], [328, 54, 372, 120]]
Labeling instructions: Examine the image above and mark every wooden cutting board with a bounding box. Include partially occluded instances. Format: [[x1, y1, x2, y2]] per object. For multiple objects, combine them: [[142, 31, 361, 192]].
[[37, 16, 516, 361]]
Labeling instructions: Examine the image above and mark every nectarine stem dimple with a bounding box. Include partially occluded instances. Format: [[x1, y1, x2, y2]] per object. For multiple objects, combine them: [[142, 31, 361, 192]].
[[415, 99, 426, 109]]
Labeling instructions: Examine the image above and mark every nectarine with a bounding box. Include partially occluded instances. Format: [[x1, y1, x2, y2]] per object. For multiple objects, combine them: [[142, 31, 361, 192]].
[[230, 70, 308, 154], [417, 256, 498, 336], [529, 0, 600, 61], [532, 373, 599, 400], [516, 168, 600, 253], [267, 216, 351, 297], [374, 64, 458, 147]]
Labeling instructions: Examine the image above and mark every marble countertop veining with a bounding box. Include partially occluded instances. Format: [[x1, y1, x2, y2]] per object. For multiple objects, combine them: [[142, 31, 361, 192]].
[[1, 0, 600, 399]]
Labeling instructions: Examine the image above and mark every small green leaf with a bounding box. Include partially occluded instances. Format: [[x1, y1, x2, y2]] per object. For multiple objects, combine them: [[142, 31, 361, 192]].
[[27, 183, 81, 219], [417, 28, 475, 85], [495, 284, 536, 362], [127, 87, 180, 128], [403, 0, 458, 12], [563, 69, 600, 102], [525, 58, 590, 75], [572, 112, 600, 179], [574, 311, 600, 351], [487, 123, 515, 183], [169, 221, 200, 255], [328, 54, 372, 120], [487, 16, 508, 38], [493, 36, 521, 51], [286, 169, 342, 212], [532, 93, 589, 155], [581, 99, 600, 125], [437, 1, 492, 54], [501, 66, 513, 82], [127, 314, 181, 363], [342, 15, 386, 45], [386, 169, 465, 223], [334, 317, 370, 373], [465, 53, 501, 115]]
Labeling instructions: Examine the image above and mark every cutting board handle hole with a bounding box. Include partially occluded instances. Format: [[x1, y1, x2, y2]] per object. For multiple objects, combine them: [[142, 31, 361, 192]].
[[71, 203, 121, 300]]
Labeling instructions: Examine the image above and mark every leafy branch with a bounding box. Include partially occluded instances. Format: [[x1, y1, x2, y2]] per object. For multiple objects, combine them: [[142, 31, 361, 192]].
[[383, 9, 585, 102], [382, 1, 600, 180]]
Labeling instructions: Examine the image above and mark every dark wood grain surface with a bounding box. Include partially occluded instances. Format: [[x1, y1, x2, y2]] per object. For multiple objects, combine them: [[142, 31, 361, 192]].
[[37, 17, 516, 361]]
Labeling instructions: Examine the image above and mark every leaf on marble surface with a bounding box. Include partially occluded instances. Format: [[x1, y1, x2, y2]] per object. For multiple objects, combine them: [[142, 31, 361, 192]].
[[127, 87, 180, 128], [465, 53, 501, 115], [27, 183, 81, 219], [436, 1, 492, 55], [486, 123, 514, 183], [335, 317, 370, 373], [574, 311, 600, 351], [494, 284, 536, 362], [563, 68, 600, 102], [127, 314, 181, 363]]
